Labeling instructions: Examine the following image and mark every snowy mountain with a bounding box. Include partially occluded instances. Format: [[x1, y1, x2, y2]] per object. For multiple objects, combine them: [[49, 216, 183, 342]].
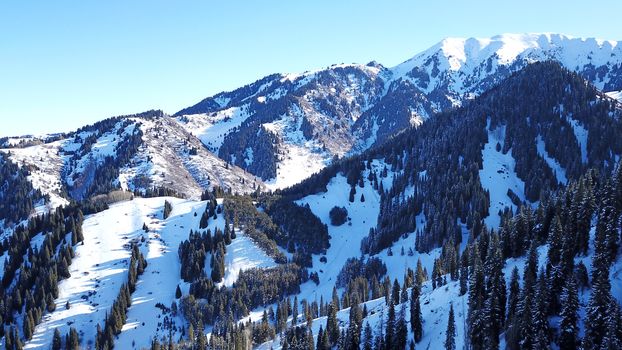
[[176, 33, 622, 189], [1, 110, 263, 207], [2, 34, 622, 350]]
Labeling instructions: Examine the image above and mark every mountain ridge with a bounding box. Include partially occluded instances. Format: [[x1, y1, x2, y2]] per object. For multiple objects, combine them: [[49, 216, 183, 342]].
[[173, 33, 622, 188]]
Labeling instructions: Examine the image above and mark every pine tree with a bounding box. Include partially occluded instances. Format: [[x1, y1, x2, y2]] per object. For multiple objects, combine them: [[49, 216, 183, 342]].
[[583, 204, 616, 349], [468, 245, 485, 350], [52, 328, 62, 350], [445, 303, 456, 350], [363, 322, 373, 350], [345, 299, 362, 350], [506, 266, 520, 326], [326, 302, 340, 345], [531, 269, 550, 349], [558, 275, 579, 350], [410, 286, 422, 342], [395, 304, 408, 350], [385, 300, 396, 349], [163, 200, 173, 220], [600, 300, 622, 350], [316, 326, 325, 350], [483, 233, 505, 347], [391, 279, 401, 304], [292, 296, 298, 326]]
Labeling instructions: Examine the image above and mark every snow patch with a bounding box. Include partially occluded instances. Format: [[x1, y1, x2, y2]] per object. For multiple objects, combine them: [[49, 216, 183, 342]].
[[479, 121, 526, 228], [536, 135, 567, 184]]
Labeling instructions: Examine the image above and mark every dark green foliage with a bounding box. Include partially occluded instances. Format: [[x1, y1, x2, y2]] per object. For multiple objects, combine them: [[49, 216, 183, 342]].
[[445, 303, 456, 350], [329, 206, 348, 226], [52, 328, 62, 350], [558, 275, 579, 350], [336, 257, 387, 291], [0, 202, 85, 345], [163, 200, 173, 220], [184, 264, 305, 326], [410, 286, 422, 342], [223, 196, 287, 263], [178, 229, 224, 283], [262, 196, 330, 261]]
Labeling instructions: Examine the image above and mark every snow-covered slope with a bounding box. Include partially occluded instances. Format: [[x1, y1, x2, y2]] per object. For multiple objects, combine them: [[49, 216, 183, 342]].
[[606, 90, 622, 102], [119, 115, 264, 198], [1, 140, 69, 211], [479, 123, 526, 228], [22, 196, 279, 350], [25, 197, 173, 349]]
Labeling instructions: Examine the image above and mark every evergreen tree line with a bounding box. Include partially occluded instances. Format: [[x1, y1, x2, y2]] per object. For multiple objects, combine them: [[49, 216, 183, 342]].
[[178, 226, 233, 284], [466, 162, 622, 349], [180, 264, 306, 327], [261, 195, 329, 267], [222, 196, 287, 263], [1, 204, 85, 344], [279, 62, 622, 258]]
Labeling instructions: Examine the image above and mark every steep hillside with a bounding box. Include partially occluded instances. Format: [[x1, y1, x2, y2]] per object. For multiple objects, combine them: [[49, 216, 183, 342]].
[[175, 64, 389, 188], [175, 33, 622, 188], [0, 111, 264, 205]]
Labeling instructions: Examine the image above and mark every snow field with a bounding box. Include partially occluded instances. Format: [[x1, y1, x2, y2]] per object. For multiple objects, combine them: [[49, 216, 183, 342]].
[[25, 197, 176, 349], [479, 122, 526, 228]]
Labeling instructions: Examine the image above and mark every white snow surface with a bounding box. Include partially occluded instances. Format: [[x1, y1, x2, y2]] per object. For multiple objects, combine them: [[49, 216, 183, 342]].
[[393, 33, 622, 96], [263, 113, 332, 190], [606, 90, 622, 102], [25, 197, 174, 349], [565, 116, 589, 164], [536, 135, 568, 184], [294, 173, 381, 303], [219, 229, 277, 288], [175, 105, 251, 153], [479, 122, 526, 228]]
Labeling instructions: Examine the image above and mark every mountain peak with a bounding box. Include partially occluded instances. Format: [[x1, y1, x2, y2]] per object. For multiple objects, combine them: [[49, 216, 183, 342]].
[[394, 32, 620, 75]]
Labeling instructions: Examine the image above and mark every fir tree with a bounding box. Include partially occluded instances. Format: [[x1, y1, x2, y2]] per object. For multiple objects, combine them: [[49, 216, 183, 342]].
[[326, 302, 340, 346], [445, 303, 456, 350], [410, 286, 422, 342], [385, 300, 396, 349], [363, 322, 373, 350], [395, 304, 408, 350], [468, 245, 485, 350], [52, 328, 62, 350], [558, 275, 579, 350]]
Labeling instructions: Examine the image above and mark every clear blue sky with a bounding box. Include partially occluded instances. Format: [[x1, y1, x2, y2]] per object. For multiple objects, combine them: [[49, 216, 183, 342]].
[[1, 1, 621, 137]]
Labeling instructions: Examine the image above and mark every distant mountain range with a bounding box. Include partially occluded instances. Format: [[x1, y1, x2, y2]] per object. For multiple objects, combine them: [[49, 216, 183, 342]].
[[173, 33, 622, 187], [2, 33, 621, 200]]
